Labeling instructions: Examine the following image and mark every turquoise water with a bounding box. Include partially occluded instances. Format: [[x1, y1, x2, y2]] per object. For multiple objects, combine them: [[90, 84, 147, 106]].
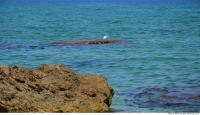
[[1, 0, 200, 112]]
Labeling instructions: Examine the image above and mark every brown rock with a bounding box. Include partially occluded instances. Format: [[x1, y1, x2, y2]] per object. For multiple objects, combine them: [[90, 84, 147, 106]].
[[0, 64, 114, 112], [51, 39, 122, 45]]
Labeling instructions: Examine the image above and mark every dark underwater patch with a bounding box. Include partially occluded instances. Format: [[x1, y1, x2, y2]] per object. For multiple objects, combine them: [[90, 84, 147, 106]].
[[125, 87, 200, 112], [0, 40, 46, 50]]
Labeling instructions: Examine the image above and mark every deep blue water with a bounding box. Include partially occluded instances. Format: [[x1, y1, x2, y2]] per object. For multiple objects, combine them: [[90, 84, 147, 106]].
[[1, 0, 200, 112]]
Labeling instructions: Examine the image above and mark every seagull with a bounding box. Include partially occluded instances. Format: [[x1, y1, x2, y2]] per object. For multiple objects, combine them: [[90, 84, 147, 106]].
[[103, 36, 109, 39]]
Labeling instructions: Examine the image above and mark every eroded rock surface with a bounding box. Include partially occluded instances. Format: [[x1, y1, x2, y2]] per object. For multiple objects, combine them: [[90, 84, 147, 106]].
[[0, 64, 114, 112], [51, 39, 122, 45]]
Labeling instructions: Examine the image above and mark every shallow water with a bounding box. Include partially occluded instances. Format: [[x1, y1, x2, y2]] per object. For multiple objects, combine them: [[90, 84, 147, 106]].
[[0, 0, 200, 112]]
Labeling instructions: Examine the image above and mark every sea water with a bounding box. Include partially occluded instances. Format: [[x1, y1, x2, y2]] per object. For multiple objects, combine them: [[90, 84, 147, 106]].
[[0, 0, 200, 112]]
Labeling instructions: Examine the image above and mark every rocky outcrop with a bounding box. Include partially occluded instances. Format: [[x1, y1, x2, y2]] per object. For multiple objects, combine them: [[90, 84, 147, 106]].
[[51, 39, 122, 45], [0, 64, 114, 112]]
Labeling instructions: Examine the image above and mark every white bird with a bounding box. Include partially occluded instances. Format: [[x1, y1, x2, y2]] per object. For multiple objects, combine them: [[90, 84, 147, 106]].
[[103, 36, 109, 39]]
